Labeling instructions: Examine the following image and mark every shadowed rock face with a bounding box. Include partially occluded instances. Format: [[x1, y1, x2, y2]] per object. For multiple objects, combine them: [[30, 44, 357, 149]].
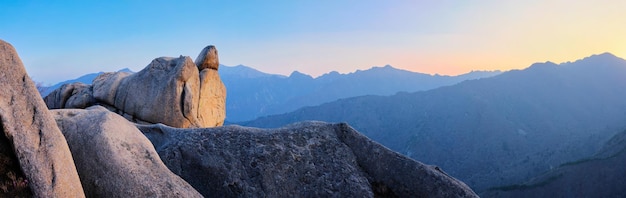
[[51, 106, 202, 197], [44, 45, 227, 128], [0, 39, 85, 197], [138, 121, 478, 197]]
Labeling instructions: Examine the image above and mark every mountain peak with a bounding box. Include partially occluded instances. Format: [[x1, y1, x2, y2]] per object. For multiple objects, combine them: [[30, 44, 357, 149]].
[[527, 61, 559, 70], [372, 64, 396, 70], [219, 64, 285, 78], [563, 52, 626, 69], [594, 52, 617, 58], [579, 52, 623, 62], [289, 71, 313, 79], [117, 68, 133, 73]]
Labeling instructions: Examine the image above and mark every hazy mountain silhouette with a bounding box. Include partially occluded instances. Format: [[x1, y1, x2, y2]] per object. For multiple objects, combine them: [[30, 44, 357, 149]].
[[41, 64, 499, 122], [40, 68, 133, 96], [242, 53, 626, 192], [220, 64, 501, 122]]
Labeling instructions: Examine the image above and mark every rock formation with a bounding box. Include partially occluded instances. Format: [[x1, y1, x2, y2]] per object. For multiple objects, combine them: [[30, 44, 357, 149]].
[[51, 106, 202, 197], [195, 45, 219, 70], [2, 39, 476, 196], [138, 121, 478, 197], [44, 82, 95, 109], [0, 39, 85, 197], [44, 45, 227, 128], [196, 46, 227, 127]]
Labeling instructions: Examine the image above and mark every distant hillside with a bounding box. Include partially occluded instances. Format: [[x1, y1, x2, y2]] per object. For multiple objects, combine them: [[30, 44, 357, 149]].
[[40, 68, 133, 96], [242, 53, 626, 191], [484, 129, 626, 197], [220, 64, 501, 122]]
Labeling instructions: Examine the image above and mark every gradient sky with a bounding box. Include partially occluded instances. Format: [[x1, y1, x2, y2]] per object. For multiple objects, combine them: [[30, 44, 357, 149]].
[[2, 0, 626, 84]]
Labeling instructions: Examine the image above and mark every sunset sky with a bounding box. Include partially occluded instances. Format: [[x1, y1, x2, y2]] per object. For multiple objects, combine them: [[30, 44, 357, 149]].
[[2, 0, 626, 84]]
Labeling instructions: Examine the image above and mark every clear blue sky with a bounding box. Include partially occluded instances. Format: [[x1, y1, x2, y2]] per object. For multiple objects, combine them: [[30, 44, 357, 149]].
[[2, 0, 626, 84]]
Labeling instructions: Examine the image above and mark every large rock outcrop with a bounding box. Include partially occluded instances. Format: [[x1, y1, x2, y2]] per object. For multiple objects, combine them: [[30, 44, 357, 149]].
[[43, 82, 95, 109], [44, 45, 227, 128], [0, 39, 85, 197], [196, 46, 227, 127], [52, 106, 202, 197], [138, 121, 478, 197]]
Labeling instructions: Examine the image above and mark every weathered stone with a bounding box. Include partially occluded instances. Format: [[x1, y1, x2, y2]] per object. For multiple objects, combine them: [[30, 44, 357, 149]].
[[44, 82, 95, 109], [138, 121, 478, 197], [198, 69, 226, 126], [0, 39, 85, 197], [111, 56, 202, 127], [44, 45, 227, 128], [195, 45, 219, 71], [52, 106, 202, 197], [92, 71, 131, 106]]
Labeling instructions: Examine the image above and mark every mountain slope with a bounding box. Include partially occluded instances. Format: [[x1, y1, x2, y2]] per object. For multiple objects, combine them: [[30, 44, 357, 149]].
[[484, 129, 626, 197], [242, 53, 626, 191], [40, 68, 133, 97], [220, 64, 500, 121]]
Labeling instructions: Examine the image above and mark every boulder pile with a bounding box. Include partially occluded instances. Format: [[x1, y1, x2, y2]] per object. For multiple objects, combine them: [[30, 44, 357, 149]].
[[44, 45, 227, 128]]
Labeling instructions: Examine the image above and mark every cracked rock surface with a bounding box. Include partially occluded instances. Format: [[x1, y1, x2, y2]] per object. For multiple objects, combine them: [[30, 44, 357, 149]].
[[0, 39, 85, 197], [138, 121, 478, 197], [52, 106, 202, 197], [44, 45, 227, 128]]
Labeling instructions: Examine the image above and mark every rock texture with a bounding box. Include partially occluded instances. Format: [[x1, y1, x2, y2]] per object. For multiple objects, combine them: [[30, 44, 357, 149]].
[[44, 82, 95, 109], [195, 45, 219, 70], [45, 45, 227, 128], [0, 39, 85, 197], [138, 121, 478, 197], [52, 106, 202, 197]]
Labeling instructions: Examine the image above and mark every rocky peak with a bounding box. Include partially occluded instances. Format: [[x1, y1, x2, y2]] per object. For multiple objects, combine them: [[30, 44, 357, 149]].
[[44, 45, 227, 128], [195, 45, 219, 71]]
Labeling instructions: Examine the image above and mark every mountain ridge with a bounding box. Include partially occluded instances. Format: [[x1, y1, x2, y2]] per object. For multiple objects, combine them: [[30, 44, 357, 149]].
[[241, 52, 626, 191], [43, 64, 501, 122], [484, 129, 626, 197]]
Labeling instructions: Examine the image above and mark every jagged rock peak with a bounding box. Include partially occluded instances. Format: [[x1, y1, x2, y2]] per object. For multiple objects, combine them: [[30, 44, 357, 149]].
[[195, 45, 219, 71]]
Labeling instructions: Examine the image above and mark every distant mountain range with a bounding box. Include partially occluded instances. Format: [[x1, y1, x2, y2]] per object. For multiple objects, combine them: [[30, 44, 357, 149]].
[[42, 64, 501, 122], [241, 53, 626, 193], [39, 68, 133, 96], [219, 65, 500, 122]]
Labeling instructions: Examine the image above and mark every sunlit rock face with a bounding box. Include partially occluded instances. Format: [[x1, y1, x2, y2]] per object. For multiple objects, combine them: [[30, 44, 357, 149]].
[[0, 39, 85, 197], [51, 106, 202, 197], [44, 45, 227, 128]]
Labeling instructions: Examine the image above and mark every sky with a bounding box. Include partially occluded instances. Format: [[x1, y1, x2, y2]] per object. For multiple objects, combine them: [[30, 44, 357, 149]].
[[2, 0, 626, 84]]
